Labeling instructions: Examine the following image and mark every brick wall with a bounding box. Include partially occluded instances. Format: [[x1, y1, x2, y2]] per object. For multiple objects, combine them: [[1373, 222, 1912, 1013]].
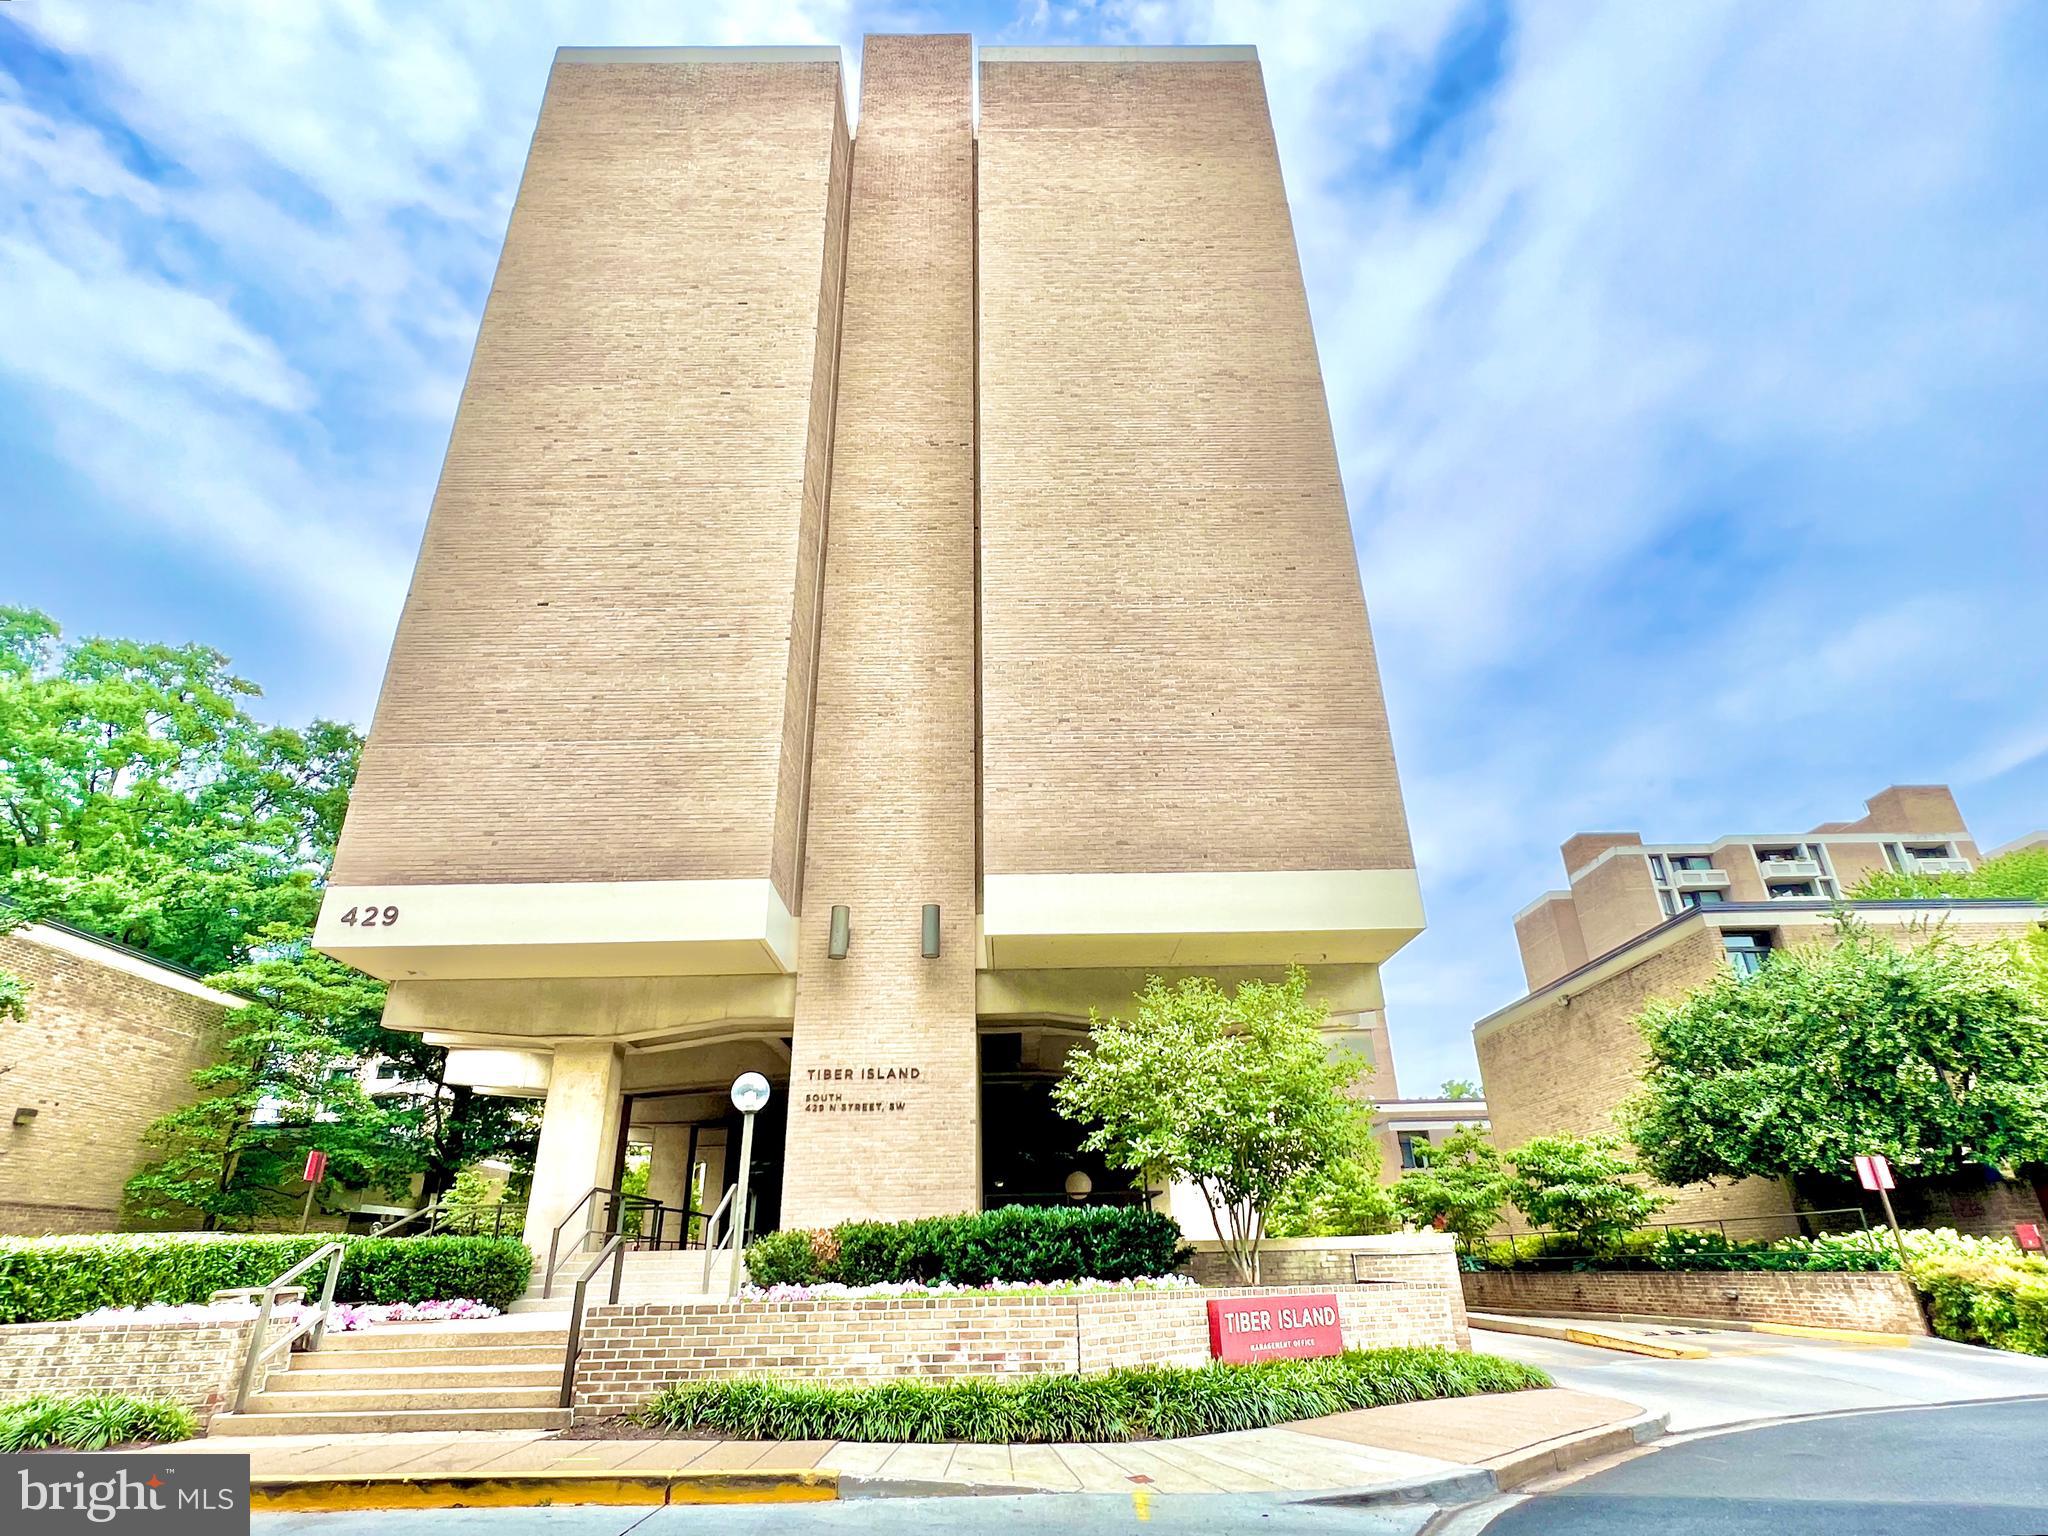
[[1476, 924, 1797, 1229], [571, 1278, 1464, 1420], [1180, 1235, 1468, 1348], [0, 927, 228, 1235], [0, 1314, 285, 1416], [1462, 1269, 1928, 1335], [330, 53, 848, 906], [780, 35, 981, 1227], [1515, 896, 1588, 991], [975, 52, 1412, 879]]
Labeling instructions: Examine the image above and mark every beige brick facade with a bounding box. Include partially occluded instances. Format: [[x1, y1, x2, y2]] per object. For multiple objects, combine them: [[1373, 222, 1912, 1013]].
[[0, 925, 232, 1235], [781, 36, 981, 1227], [330, 52, 849, 904], [1517, 786, 1994, 990], [976, 53, 1412, 881], [317, 39, 1421, 1237], [571, 1275, 1463, 1419]]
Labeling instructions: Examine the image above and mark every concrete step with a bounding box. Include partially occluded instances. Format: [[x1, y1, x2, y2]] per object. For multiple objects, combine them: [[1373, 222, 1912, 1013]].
[[269, 1364, 559, 1392], [247, 1386, 559, 1414], [507, 1291, 725, 1314], [293, 1343, 565, 1368], [315, 1328, 566, 1354], [210, 1407, 571, 1436]]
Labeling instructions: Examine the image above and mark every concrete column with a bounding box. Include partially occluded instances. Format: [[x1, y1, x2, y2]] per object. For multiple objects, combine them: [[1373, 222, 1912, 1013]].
[[696, 1130, 729, 1219], [520, 1041, 625, 1260], [644, 1125, 692, 1246]]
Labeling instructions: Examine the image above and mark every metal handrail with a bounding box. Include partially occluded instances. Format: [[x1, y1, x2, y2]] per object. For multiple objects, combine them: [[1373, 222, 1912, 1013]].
[[370, 1198, 445, 1237], [231, 1241, 345, 1412], [698, 1184, 738, 1292], [558, 1233, 629, 1410]]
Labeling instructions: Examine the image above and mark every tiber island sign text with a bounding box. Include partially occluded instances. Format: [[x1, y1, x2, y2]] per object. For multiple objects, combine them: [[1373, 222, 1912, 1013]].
[[1206, 1293, 1344, 1363], [801, 1063, 923, 1115]]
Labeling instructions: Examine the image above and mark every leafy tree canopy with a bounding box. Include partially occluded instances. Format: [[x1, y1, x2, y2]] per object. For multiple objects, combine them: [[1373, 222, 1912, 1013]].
[[1625, 916, 2048, 1189], [1851, 847, 2048, 903], [1053, 967, 1361, 1281], [0, 604, 357, 974], [1439, 1078, 1480, 1100], [1266, 1110, 1400, 1238], [1507, 1133, 1666, 1252], [1392, 1127, 1511, 1248]]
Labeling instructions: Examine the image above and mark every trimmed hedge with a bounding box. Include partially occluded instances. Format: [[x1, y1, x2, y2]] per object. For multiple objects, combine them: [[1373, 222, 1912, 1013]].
[[0, 1234, 532, 1323], [635, 1347, 1551, 1443], [743, 1205, 1189, 1288], [1915, 1255, 2048, 1355], [1470, 1227, 1898, 1274], [0, 1394, 197, 1451]]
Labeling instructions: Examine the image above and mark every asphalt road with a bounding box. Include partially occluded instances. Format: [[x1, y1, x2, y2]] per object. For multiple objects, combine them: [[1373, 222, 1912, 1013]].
[[1481, 1397, 2048, 1536]]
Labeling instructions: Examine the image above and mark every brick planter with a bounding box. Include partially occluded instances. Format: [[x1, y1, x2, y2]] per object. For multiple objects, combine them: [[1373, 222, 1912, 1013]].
[[0, 1314, 288, 1416], [1462, 1268, 1928, 1335], [571, 1269, 1465, 1421]]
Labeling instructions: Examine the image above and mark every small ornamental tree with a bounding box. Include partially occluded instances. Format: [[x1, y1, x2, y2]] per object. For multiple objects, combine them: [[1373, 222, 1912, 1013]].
[[1439, 1079, 1481, 1101], [1624, 916, 2048, 1190], [1392, 1127, 1511, 1248], [1052, 968, 1361, 1282], [1267, 1112, 1400, 1238], [1507, 1134, 1666, 1253]]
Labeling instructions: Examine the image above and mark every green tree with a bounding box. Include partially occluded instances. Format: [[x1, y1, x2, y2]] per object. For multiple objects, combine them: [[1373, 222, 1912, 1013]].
[[1507, 1133, 1667, 1252], [1625, 916, 2048, 1190], [1851, 847, 2048, 903], [1266, 1112, 1400, 1237], [123, 936, 415, 1228], [1439, 1079, 1480, 1100], [1053, 968, 1361, 1281], [1392, 1127, 1511, 1248], [3, 607, 537, 1223], [0, 968, 23, 1023]]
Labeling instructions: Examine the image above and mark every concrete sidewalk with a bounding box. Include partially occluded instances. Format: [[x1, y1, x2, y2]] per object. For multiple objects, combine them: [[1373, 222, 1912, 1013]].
[[149, 1387, 1658, 1505]]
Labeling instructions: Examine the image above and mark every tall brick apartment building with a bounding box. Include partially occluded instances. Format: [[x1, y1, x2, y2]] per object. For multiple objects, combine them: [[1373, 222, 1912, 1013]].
[[316, 38, 1422, 1253], [1478, 786, 2048, 1233]]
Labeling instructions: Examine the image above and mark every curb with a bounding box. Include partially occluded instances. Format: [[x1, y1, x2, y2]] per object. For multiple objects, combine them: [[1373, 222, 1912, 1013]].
[[1472, 1308, 1919, 1347], [248, 1470, 839, 1511], [1469, 1313, 1708, 1359], [1304, 1408, 1669, 1507]]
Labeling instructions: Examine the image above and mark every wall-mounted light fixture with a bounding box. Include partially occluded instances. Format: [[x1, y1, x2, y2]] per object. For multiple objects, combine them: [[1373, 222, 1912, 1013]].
[[827, 905, 851, 960], [921, 903, 941, 959], [12, 1107, 38, 1127]]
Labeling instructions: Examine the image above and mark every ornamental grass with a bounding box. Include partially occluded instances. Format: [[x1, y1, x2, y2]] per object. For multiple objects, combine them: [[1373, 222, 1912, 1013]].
[[0, 1394, 198, 1452], [634, 1347, 1550, 1444]]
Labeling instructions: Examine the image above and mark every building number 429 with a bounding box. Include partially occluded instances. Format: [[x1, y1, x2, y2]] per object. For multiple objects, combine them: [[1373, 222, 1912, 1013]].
[[336, 905, 400, 927]]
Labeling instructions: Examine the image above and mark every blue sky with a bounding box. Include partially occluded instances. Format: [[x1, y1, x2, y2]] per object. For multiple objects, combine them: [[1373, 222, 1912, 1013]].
[[4, 1, 2045, 1101]]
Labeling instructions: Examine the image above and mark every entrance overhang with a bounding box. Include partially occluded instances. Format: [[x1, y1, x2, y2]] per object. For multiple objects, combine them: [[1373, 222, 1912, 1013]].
[[978, 869, 1426, 970], [313, 878, 798, 980]]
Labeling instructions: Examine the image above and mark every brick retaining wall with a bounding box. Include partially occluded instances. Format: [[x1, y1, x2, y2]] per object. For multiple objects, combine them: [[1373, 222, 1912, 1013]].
[[0, 1315, 285, 1415], [571, 1276, 1463, 1421], [1462, 1269, 1929, 1335]]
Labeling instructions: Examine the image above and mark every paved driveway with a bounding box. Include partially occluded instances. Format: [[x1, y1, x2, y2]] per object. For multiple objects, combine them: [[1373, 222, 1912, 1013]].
[[1473, 1324, 2048, 1432]]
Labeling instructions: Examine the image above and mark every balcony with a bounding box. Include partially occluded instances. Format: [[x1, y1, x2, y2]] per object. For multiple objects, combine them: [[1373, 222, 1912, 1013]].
[[1757, 858, 1821, 880], [1910, 857, 1971, 876], [1670, 868, 1732, 891]]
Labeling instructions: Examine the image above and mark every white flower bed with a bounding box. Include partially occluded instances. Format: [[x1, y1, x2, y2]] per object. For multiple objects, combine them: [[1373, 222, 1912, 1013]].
[[74, 1298, 500, 1329], [739, 1275, 1196, 1302]]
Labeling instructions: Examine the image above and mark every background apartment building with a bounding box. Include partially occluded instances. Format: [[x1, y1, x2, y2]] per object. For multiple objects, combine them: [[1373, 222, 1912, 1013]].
[[1514, 785, 1982, 990], [1479, 785, 2046, 1234], [315, 37, 1421, 1257]]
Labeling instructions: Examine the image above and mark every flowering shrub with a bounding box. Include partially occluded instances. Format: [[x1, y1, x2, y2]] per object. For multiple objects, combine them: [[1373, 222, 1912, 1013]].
[[76, 1298, 500, 1330], [740, 1276, 1196, 1302]]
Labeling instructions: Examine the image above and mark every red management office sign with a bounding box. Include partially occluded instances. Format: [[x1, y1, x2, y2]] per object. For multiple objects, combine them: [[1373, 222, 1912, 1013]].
[[1207, 1293, 1344, 1363]]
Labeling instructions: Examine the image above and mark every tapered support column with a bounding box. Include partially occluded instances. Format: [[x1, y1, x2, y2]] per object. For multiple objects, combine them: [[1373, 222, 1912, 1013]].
[[644, 1124, 693, 1245], [520, 1042, 625, 1260]]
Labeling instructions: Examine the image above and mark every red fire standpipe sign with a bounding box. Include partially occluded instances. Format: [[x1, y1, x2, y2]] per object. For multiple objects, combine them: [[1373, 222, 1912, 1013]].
[[1206, 1293, 1344, 1363]]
